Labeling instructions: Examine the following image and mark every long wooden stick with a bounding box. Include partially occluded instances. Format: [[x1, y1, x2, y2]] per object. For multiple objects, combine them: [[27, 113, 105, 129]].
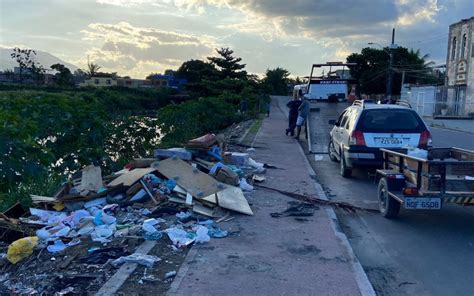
[[254, 184, 378, 212]]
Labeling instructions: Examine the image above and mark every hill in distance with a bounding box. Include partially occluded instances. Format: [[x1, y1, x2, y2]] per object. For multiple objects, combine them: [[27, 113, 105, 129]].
[[0, 47, 79, 73]]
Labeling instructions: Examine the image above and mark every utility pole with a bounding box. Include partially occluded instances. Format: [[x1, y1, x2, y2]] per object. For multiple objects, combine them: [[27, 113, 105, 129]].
[[400, 70, 405, 95], [387, 28, 396, 102]]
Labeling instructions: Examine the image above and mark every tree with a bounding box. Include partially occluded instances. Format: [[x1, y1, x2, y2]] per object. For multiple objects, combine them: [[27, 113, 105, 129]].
[[262, 67, 290, 95], [347, 46, 439, 95], [175, 60, 219, 83], [51, 63, 74, 86], [10, 47, 44, 82], [207, 48, 247, 79], [164, 69, 175, 76], [86, 60, 101, 77]]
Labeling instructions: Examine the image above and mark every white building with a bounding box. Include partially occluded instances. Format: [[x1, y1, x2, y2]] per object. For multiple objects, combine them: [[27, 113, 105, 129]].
[[445, 17, 474, 116]]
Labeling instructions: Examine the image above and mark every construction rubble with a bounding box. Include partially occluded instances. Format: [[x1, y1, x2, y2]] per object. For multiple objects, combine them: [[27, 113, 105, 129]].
[[0, 133, 270, 294]]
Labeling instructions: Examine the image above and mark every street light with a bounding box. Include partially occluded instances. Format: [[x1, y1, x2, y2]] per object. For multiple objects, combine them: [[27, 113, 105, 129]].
[[367, 29, 398, 102]]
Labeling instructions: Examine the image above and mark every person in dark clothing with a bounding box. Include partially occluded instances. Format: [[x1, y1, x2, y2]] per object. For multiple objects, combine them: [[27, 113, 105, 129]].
[[286, 97, 302, 136], [294, 97, 310, 140]]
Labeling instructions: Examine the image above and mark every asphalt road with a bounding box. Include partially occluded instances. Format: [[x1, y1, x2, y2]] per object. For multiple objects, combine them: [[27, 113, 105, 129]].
[[274, 96, 474, 296]]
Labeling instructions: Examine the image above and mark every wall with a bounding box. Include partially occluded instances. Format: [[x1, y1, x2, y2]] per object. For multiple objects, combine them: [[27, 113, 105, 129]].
[[446, 17, 474, 115], [402, 84, 436, 117]]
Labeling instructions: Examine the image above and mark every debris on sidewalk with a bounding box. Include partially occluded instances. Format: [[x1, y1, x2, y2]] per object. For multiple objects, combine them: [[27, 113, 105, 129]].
[[0, 132, 266, 294], [270, 201, 318, 218]]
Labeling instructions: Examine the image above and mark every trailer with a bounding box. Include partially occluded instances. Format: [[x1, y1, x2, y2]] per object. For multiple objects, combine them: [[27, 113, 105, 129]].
[[376, 147, 474, 218]]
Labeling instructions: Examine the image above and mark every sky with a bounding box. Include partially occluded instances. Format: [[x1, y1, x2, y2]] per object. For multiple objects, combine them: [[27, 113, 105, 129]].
[[0, 0, 472, 78]]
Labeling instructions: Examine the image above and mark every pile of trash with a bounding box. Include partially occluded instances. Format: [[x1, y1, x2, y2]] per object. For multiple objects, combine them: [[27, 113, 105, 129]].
[[0, 133, 269, 293]]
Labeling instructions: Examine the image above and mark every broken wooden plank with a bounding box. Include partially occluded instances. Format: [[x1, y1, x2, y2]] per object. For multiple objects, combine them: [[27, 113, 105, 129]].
[[215, 186, 253, 216], [108, 168, 156, 187], [77, 165, 103, 194], [153, 158, 223, 198], [192, 203, 215, 217], [185, 193, 193, 205], [140, 180, 159, 204]]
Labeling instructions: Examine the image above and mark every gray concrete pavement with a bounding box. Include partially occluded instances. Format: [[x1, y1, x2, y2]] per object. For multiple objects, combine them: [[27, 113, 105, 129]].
[[424, 118, 474, 134], [272, 95, 474, 296], [168, 97, 372, 296], [431, 127, 474, 150]]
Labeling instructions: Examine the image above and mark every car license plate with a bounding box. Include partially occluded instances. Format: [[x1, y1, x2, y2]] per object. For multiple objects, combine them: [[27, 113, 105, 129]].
[[404, 198, 441, 209], [377, 137, 402, 145]]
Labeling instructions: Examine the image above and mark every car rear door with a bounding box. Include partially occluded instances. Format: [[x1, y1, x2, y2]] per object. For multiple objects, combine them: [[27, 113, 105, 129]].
[[331, 109, 348, 153], [356, 109, 426, 148]]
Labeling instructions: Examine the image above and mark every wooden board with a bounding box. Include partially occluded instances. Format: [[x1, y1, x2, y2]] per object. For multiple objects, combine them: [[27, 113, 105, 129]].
[[77, 165, 103, 193], [193, 203, 215, 217], [216, 186, 253, 216], [107, 168, 156, 187], [153, 158, 222, 198]]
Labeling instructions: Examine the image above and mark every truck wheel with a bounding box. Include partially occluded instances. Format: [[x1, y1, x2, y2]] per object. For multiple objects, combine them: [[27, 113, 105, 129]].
[[328, 141, 338, 162], [378, 178, 400, 218], [340, 151, 352, 178]]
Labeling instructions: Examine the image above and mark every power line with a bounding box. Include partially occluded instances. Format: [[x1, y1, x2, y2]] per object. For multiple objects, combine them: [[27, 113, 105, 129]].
[[400, 34, 449, 45]]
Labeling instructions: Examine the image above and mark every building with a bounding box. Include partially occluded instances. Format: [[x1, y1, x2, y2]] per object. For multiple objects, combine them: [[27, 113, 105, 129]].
[[117, 78, 147, 88], [79, 76, 117, 87], [147, 74, 187, 90], [445, 17, 474, 116]]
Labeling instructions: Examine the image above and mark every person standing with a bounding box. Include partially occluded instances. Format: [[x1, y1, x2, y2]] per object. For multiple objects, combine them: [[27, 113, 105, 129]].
[[286, 97, 302, 136], [294, 97, 310, 140], [264, 101, 270, 117]]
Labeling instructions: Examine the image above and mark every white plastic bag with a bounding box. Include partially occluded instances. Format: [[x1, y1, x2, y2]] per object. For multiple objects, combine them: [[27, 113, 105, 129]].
[[194, 226, 210, 244]]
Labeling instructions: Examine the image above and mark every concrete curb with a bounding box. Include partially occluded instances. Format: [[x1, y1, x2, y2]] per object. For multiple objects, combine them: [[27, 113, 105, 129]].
[[95, 240, 157, 296], [429, 123, 474, 134], [166, 246, 199, 296]]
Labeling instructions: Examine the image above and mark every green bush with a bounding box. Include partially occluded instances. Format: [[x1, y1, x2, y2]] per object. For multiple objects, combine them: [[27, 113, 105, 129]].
[[157, 96, 242, 147]]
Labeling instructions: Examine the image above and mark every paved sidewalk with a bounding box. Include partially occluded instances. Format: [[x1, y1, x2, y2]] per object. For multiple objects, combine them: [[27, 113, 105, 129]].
[[168, 98, 372, 296]]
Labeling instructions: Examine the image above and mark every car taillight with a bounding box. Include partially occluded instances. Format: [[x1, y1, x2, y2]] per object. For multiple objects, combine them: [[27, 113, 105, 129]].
[[418, 131, 432, 149], [350, 130, 366, 146]]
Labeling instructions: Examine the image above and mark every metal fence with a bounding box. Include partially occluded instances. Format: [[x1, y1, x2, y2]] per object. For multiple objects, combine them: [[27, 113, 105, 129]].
[[433, 85, 474, 117]]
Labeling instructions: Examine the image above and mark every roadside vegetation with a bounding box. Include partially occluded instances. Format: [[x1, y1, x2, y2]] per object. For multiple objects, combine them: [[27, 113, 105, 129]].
[[0, 47, 290, 211]]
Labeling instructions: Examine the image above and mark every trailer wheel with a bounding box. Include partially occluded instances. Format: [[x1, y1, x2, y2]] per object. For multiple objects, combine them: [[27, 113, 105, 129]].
[[328, 141, 338, 162], [378, 178, 400, 218]]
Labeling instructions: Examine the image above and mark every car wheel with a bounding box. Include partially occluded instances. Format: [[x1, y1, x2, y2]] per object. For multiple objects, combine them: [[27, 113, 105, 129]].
[[328, 140, 338, 162], [339, 150, 352, 178], [378, 178, 400, 218]]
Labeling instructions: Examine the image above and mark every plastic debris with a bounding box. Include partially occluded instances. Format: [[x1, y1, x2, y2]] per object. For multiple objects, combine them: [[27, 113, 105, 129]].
[[47, 240, 67, 253], [7, 236, 39, 264], [207, 225, 228, 238], [165, 271, 177, 279], [130, 189, 147, 202], [91, 225, 115, 242], [111, 254, 161, 268], [194, 225, 210, 244], [176, 211, 191, 220], [239, 178, 254, 192], [84, 197, 107, 209], [154, 148, 193, 160], [165, 227, 195, 247], [29, 208, 67, 225], [165, 180, 177, 190]]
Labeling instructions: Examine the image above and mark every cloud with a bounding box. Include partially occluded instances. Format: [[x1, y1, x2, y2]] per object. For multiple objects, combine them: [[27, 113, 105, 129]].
[[80, 22, 217, 77]]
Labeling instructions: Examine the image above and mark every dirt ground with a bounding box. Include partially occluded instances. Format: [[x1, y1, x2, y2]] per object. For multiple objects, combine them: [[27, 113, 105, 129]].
[[0, 118, 258, 295]]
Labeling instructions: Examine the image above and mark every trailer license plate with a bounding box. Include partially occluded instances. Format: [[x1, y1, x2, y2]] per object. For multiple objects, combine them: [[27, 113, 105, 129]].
[[405, 198, 441, 209]]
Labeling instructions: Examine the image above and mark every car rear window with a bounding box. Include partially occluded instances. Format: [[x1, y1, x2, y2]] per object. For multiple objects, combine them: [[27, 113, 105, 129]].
[[357, 109, 425, 132]]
